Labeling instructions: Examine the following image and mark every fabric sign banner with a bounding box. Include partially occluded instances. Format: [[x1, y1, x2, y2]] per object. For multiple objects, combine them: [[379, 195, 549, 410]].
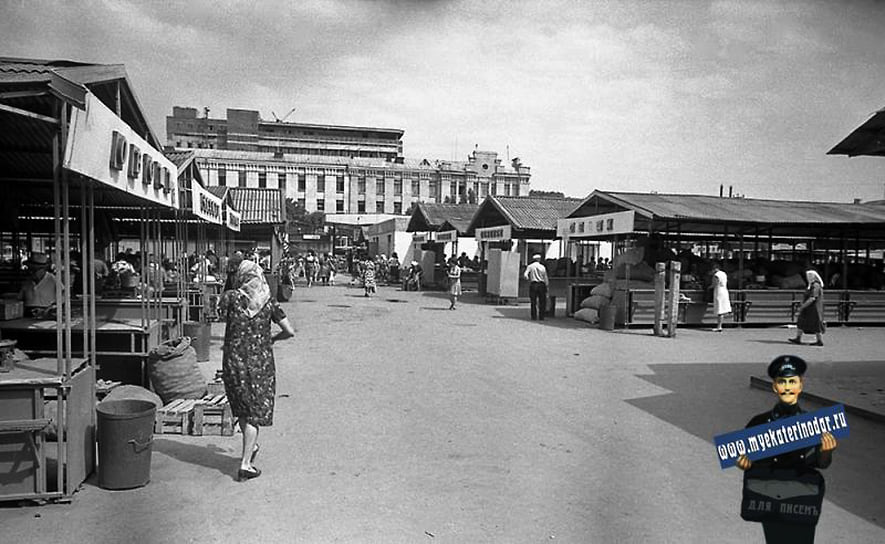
[[714, 404, 849, 470]]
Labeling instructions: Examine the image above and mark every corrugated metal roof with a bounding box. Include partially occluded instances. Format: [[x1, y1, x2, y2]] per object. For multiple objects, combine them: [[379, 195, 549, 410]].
[[572, 191, 885, 225], [406, 202, 478, 232], [828, 107, 885, 157], [227, 187, 285, 224]]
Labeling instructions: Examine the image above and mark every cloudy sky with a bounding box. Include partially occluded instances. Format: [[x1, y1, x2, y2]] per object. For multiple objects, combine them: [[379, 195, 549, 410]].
[[3, 0, 885, 201]]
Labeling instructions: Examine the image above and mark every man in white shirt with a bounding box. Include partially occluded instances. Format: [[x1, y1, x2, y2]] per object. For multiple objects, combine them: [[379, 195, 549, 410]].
[[19, 252, 58, 314], [523, 254, 549, 321]]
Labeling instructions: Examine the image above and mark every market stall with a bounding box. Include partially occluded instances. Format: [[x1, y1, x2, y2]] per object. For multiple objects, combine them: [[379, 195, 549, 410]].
[[562, 190, 885, 327], [465, 195, 581, 303], [0, 57, 179, 501]]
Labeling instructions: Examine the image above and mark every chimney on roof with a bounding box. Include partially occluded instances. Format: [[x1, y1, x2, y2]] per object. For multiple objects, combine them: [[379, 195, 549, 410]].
[[719, 184, 723, 198], [729, 185, 733, 198], [853, 198, 862, 204]]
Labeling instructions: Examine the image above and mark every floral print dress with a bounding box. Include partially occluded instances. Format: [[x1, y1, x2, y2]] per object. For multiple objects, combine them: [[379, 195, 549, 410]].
[[218, 290, 286, 426]]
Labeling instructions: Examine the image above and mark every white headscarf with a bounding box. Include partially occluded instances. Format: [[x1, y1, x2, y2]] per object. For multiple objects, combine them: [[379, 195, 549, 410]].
[[806, 270, 824, 290], [235, 259, 270, 318]]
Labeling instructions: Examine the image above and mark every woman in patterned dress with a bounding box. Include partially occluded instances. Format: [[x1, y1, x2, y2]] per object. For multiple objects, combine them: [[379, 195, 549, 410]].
[[363, 258, 377, 296], [219, 254, 295, 481], [447, 259, 462, 310]]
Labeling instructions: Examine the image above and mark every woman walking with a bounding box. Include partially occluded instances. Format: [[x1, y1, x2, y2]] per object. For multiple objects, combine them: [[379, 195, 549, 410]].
[[363, 258, 377, 297], [447, 259, 462, 310], [710, 262, 732, 332], [790, 269, 825, 346], [218, 254, 295, 481]]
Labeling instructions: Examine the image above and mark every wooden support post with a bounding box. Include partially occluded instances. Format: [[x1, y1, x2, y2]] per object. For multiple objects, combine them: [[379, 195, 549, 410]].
[[654, 262, 666, 337], [667, 260, 681, 338]]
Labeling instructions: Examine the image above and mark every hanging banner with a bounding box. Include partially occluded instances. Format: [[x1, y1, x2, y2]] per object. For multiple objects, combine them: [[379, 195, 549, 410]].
[[435, 230, 457, 243], [476, 225, 511, 242], [64, 93, 179, 208], [558, 210, 634, 239], [191, 181, 223, 224], [225, 206, 241, 232]]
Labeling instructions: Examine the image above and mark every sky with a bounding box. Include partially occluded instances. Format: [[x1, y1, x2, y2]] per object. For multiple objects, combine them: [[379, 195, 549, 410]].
[[3, 0, 885, 202]]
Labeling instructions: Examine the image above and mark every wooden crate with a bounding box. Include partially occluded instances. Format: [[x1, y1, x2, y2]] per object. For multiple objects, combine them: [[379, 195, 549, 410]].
[[192, 394, 234, 436], [154, 398, 198, 435]]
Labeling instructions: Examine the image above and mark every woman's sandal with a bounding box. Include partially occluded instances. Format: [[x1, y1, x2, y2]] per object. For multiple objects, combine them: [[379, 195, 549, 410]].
[[237, 466, 261, 482]]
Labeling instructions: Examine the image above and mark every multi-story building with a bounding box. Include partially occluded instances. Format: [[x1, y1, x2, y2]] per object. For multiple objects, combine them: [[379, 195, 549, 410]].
[[166, 107, 531, 215]]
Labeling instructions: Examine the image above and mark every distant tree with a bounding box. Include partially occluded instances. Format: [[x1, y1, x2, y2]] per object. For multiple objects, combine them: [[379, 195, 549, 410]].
[[285, 197, 325, 233], [458, 191, 467, 204], [529, 189, 566, 198], [467, 188, 477, 204], [444, 195, 453, 204]]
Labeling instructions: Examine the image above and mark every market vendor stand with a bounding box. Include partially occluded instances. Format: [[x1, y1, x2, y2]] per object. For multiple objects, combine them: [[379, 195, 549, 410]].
[[0, 57, 179, 501], [561, 190, 885, 328], [465, 196, 581, 306], [405, 202, 478, 288]]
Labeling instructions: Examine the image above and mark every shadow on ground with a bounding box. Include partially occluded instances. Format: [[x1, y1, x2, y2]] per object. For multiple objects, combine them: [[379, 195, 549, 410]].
[[153, 439, 237, 481], [491, 306, 589, 329], [626, 362, 885, 530]]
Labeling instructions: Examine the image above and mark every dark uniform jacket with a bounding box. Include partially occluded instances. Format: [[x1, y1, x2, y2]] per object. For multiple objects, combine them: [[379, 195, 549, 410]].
[[745, 402, 832, 472]]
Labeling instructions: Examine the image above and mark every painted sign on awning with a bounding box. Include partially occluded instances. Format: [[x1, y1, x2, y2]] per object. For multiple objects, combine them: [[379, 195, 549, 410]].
[[435, 230, 457, 243], [476, 225, 511, 242], [225, 205, 241, 232], [558, 210, 635, 239], [64, 93, 178, 208], [191, 181, 223, 224]]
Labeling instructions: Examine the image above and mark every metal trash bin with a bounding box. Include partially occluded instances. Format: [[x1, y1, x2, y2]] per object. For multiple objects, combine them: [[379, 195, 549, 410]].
[[96, 399, 156, 490]]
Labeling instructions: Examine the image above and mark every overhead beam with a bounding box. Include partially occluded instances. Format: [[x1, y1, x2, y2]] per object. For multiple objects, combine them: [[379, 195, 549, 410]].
[[0, 102, 59, 124]]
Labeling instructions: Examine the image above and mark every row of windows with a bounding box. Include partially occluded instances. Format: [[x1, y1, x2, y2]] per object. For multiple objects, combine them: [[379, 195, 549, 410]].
[[297, 199, 404, 214]]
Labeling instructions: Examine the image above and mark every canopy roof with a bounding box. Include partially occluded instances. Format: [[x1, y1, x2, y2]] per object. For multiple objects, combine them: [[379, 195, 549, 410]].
[[828, 107, 885, 157], [568, 190, 885, 241], [406, 202, 478, 233], [466, 196, 581, 238]]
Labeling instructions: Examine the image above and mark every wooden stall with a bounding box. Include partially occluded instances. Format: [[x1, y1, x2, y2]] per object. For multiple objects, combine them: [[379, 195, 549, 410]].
[[0, 57, 180, 501], [561, 190, 885, 327]]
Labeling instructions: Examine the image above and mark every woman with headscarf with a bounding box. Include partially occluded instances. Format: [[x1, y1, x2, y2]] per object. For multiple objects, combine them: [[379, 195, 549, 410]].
[[363, 258, 377, 297], [447, 258, 462, 310], [218, 253, 295, 481], [789, 268, 825, 346]]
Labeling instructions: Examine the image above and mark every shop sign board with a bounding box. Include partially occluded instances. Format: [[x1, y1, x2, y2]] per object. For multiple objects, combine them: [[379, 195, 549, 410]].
[[225, 206, 241, 232], [412, 233, 427, 243], [64, 93, 178, 209], [558, 210, 634, 238], [435, 230, 457, 243], [476, 225, 511, 242], [191, 181, 223, 224]]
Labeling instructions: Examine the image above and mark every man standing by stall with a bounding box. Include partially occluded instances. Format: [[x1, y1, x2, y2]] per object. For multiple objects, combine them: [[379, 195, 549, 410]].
[[19, 252, 58, 317], [524, 254, 549, 321]]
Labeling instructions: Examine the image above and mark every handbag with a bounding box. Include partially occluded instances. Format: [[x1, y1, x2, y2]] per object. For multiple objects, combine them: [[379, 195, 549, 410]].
[[741, 467, 824, 525]]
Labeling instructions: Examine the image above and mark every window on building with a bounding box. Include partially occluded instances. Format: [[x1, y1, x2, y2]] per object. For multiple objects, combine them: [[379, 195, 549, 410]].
[[450, 182, 457, 200], [316, 199, 325, 211], [411, 179, 420, 196], [358, 178, 366, 194], [513, 182, 520, 197], [376, 179, 385, 195], [357, 200, 365, 213], [258, 171, 267, 188], [218, 170, 226, 187], [336, 175, 345, 193], [336, 199, 344, 213], [317, 176, 325, 193], [297, 174, 305, 192], [278, 173, 287, 191], [491, 183, 497, 196], [376, 201, 385, 213], [239, 170, 247, 188], [393, 201, 402, 214], [429, 180, 438, 201], [393, 179, 402, 196]]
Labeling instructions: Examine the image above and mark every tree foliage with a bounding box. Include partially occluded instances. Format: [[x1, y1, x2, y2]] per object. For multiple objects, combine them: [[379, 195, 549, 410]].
[[285, 198, 325, 233], [529, 189, 566, 198]]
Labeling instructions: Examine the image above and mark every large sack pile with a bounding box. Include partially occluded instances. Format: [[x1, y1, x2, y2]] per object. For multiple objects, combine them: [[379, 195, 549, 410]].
[[147, 336, 208, 404], [574, 308, 599, 324], [575, 283, 614, 325], [772, 274, 806, 290]]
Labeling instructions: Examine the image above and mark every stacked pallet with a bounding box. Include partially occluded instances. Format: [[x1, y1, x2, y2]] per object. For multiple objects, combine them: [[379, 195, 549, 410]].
[[193, 393, 234, 436], [154, 393, 234, 436], [154, 398, 200, 435]]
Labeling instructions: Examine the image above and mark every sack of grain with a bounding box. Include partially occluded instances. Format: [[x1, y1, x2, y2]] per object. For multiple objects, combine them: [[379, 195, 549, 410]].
[[590, 283, 613, 298], [574, 308, 599, 324], [580, 295, 611, 310], [147, 336, 207, 404]]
